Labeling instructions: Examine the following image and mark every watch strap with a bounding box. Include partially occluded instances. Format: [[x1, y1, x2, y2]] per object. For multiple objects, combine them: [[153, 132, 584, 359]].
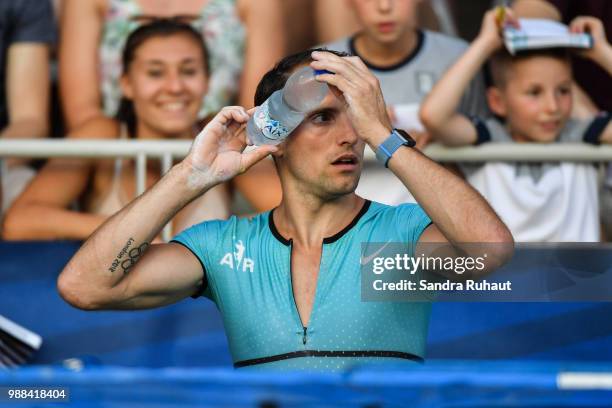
[[375, 129, 416, 167]]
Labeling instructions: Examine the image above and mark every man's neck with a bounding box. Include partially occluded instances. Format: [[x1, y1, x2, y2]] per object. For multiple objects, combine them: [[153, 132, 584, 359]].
[[353, 29, 420, 68], [273, 193, 365, 248]]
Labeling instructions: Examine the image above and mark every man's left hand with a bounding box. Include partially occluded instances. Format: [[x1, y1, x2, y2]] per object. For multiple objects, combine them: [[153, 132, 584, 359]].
[[310, 51, 392, 146]]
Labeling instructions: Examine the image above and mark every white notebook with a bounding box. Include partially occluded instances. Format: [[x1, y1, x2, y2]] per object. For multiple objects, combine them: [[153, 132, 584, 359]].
[[504, 19, 592, 55]]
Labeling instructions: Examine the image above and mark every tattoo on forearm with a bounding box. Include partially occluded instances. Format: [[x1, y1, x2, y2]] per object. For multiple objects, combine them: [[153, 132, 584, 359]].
[[108, 238, 134, 273], [108, 238, 150, 275], [120, 242, 150, 275]]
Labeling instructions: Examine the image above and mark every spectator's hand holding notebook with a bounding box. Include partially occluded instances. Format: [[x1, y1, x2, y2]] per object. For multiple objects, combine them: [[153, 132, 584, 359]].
[[504, 19, 593, 55]]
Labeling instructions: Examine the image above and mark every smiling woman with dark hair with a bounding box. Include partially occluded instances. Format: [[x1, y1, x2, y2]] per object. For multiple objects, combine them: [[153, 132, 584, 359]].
[[3, 20, 230, 241], [58, 0, 285, 214]]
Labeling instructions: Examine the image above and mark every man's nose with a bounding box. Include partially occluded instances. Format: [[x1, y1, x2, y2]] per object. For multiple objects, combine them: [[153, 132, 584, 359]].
[[336, 116, 359, 145]]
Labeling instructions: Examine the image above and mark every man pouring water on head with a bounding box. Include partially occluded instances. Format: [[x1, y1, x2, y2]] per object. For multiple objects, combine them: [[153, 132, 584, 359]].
[[58, 49, 512, 370]]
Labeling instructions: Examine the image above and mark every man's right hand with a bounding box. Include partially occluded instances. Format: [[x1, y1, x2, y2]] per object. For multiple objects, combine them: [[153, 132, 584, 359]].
[[182, 106, 278, 191]]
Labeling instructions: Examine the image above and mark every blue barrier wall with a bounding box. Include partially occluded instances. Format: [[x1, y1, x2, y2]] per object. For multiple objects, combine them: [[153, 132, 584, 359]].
[[2, 363, 612, 407], [2, 241, 611, 367]]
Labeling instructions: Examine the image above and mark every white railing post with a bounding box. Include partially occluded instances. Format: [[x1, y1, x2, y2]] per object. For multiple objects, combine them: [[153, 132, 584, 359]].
[[0, 140, 611, 162], [135, 152, 147, 196]]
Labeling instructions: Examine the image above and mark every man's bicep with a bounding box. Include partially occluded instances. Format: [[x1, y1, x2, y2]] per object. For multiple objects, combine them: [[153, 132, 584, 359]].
[[417, 224, 448, 244], [112, 243, 205, 310], [415, 224, 449, 264]]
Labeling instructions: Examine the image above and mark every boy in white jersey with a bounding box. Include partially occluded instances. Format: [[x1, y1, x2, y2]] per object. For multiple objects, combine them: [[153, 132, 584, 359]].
[[420, 8, 612, 242], [324, 0, 488, 206]]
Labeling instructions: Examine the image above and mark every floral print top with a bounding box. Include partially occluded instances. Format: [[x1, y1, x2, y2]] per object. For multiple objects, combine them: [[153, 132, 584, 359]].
[[99, 0, 245, 118]]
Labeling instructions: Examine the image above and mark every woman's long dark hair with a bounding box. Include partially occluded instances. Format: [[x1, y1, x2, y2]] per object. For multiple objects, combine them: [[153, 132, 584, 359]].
[[115, 20, 209, 137]]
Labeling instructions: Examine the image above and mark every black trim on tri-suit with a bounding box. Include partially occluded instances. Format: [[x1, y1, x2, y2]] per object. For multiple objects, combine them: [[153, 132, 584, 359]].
[[234, 349, 424, 368], [268, 200, 372, 246]]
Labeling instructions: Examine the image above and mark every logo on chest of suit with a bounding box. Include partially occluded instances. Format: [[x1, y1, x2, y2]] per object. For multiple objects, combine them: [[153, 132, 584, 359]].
[[220, 240, 254, 272]]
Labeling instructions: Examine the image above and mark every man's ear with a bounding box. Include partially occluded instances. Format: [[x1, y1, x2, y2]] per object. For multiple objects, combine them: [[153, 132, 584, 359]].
[[120, 74, 134, 100], [487, 86, 507, 117]]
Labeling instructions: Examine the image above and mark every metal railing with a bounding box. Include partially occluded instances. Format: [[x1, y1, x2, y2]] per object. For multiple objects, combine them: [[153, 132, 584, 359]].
[[1, 139, 611, 240], [2, 139, 611, 193]]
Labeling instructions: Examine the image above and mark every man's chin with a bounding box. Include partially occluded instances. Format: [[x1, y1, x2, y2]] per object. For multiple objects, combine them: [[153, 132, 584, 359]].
[[328, 178, 360, 198]]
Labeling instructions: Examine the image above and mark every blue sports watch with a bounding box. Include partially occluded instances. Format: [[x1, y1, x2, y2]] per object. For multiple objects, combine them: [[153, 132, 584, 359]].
[[375, 129, 416, 167]]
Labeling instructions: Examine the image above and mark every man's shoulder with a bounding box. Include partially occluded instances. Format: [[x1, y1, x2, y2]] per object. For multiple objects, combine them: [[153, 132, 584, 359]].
[[364, 200, 426, 221], [361, 200, 432, 243], [209, 212, 270, 231], [174, 212, 272, 242]]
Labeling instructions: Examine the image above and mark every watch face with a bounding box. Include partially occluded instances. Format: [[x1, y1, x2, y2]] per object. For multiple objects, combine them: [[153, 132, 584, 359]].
[[395, 129, 416, 146]]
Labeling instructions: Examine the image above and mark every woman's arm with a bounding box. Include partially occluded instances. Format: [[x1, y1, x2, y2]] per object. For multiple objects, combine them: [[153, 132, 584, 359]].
[[2, 118, 119, 240], [2, 44, 50, 167], [231, 0, 285, 212], [2, 159, 105, 240], [59, 0, 106, 130], [237, 0, 285, 108], [3, 45, 50, 139], [314, 0, 360, 44]]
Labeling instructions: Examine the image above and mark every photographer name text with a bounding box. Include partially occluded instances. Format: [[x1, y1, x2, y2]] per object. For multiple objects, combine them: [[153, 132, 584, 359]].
[[373, 279, 512, 291]]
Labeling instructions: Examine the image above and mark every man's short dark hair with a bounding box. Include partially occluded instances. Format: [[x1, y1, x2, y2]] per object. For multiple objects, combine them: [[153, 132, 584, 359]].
[[254, 48, 350, 106]]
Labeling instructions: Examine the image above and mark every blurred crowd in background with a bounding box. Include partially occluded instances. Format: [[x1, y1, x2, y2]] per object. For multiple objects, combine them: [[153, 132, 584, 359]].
[[0, 0, 610, 243]]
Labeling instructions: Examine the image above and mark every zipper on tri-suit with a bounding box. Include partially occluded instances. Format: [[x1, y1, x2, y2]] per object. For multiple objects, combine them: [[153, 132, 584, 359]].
[[289, 239, 310, 347]]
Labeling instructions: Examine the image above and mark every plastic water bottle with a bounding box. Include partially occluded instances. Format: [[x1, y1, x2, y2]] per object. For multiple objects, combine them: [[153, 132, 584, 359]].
[[247, 66, 329, 145]]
